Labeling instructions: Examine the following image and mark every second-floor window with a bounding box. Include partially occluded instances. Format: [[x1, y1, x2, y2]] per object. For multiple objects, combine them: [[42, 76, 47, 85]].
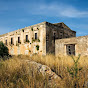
[[35, 33, 37, 39], [18, 37, 20, 43], [59, 32, 63, 39], [11, 38, 13, 44], [26, 35, 28, 42], [6, 40, 7, 45]]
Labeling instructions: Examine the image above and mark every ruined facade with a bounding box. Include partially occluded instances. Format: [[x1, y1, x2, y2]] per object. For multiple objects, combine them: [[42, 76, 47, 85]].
[[0, 21, 76, 56], [55, 36, 88, 56]]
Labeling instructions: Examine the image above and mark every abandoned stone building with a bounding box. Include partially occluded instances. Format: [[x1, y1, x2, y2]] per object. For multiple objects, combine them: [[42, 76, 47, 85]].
[[0, 21, 87, 56], [55, 36, 88, 56]]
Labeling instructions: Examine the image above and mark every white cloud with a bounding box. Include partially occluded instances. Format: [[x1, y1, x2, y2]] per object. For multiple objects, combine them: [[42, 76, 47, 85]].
[[60, 8, 88, 18], [28, 3, 88, 18], [0, 1, 88, 18]]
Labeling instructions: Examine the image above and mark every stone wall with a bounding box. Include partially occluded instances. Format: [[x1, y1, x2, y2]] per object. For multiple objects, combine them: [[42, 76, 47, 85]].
[[0, 21, 76, 56], [46, 22, 76, 54], [55, 36, 88, 56]]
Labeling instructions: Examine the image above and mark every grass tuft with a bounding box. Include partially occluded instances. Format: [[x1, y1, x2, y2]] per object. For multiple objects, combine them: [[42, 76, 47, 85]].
[[0, 54, 88, 88]]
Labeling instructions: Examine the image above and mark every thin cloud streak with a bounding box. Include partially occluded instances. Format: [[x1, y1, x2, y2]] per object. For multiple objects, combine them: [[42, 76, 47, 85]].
[[27, 3, 88, 18], [0, 2, 88, 18], [0, 1, 88, 37]]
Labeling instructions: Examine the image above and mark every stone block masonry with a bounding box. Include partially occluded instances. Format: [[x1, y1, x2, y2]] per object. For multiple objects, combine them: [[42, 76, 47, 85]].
[[0, 21, 79, 56], [55, 36, 88, 56]]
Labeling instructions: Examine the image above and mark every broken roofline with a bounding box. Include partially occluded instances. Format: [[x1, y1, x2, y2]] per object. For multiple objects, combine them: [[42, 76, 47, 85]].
[[0, 21, 76, 37]]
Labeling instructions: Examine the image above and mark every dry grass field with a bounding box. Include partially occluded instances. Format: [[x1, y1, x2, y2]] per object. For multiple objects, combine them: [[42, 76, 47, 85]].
[[0, 54, 88, 88]]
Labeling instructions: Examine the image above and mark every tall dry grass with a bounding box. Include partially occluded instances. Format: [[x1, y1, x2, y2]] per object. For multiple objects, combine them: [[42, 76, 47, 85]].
[[0, 54, 88, 88]]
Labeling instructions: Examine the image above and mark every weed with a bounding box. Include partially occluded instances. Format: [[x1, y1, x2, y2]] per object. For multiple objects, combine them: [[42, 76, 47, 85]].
[[31, 27, 33, 31], [22, 29, 24, 32], [67, 54, 83, 88], [36, 45, 39, 51], [0, 54, 88, 88]]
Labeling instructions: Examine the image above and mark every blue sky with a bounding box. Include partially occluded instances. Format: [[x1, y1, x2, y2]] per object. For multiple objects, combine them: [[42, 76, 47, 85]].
[[0, 0, 88, 36]]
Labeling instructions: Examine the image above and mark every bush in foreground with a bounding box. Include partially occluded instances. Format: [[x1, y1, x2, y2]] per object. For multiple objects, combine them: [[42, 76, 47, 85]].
[[0, 42, 9, 59]]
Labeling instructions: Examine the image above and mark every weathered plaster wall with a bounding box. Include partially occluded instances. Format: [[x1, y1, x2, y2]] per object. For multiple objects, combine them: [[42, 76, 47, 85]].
[[0, 21, 76, 56], [0, 22, 46, 56], [55, 36, 88, 56]]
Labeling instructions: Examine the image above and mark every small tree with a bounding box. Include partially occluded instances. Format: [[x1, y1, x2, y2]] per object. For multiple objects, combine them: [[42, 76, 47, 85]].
[[0, 42, 9, 58]]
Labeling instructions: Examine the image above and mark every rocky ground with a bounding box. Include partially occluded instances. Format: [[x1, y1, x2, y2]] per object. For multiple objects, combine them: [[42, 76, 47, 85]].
[[25, 60, 64, 88]]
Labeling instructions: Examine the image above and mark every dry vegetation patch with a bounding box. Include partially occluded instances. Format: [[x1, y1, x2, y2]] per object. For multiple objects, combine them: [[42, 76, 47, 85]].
[[0, 54, 88, 88]]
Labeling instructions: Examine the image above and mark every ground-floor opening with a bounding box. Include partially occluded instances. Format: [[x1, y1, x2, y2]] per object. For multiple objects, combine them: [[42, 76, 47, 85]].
[[66, 44, 75, 55]]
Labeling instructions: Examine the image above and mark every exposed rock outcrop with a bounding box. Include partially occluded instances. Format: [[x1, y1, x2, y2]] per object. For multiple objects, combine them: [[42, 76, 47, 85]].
[[25, 60, 63, 88]]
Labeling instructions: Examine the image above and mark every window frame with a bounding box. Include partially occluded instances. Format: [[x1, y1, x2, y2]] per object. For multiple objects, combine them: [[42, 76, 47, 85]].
[[26, 35, 28, 42], [5, 40, 7, 45], [35, 33, 37, 40], [18, 37, 20, 43], [11, 37, 13, 44]]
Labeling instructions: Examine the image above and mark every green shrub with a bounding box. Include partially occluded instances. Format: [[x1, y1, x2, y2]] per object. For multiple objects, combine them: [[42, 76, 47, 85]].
[[37, 27, 39, 30], [31, 27, 33, 31], [32, 38, 40, 43], [22, 29, 24, 32], [38, 39, 40, 42], [29, 50, 31, 52], [36, 45, 39, 51], [0, 42, 9, 58]]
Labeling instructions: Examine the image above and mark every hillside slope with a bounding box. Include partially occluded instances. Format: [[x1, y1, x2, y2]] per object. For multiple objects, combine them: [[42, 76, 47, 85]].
[[0, 55, 88, 88]]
